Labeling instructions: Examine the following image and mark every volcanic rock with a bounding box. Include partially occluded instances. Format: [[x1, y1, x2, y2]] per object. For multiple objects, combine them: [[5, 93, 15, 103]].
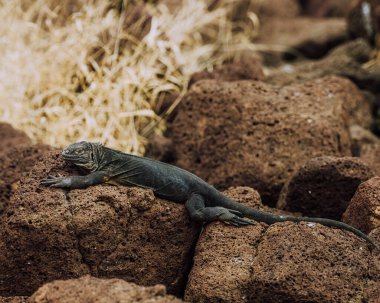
[[188, 54, 264, 88], [268, 39, 380, 92], [257, 17, 346, 60], [343, 177, 380, 233], [0, 298, 27, 303], [0, 144, 55, 214], [185, 187, 380, 303], [277, 156, 374, 219], [360, 144, 380, 175], [347, 0, 380, 44], [0, 122, 31, 154], [300, 0, 352, 17], [255, 0, 301, 19], [170, 75, 371, 205], [29, 275, 183, 303], [0, 150, 199, 296]]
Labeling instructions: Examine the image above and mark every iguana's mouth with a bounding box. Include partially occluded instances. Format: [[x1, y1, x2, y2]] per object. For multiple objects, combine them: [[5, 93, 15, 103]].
[[61, 151, 87, 163]]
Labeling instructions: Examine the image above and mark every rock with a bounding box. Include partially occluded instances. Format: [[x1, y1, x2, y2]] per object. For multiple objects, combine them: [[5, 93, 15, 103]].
[[184, 186, 278, 302], [0, 144, 55, 214], [154, 91, 179, 118], [343, 177, 380, 233], [0, 122, 31, 154], [277, 156, 374, 219], [185, 187, 380, 303], [360, 143, 380, 175], [188, 54, 264, 88], [0, 298, 27, 303], [144, 133, 174, 162], [349, 124, 380, 156], [365, 227, 380, 302], [300, 0, 352, 17], [246, 222, 379, 303], [369, 225, 380, 245], [169, 76, 371, 205], [0, 150, 199, 296], [29, 275, 183, 303], [0, 123, 54, 214], [257, 17, 347, 60], [208, 0, 300, 22], [254, 0, 301, 19], [347, 0, 380, 44], [268, 39, 380, 92]]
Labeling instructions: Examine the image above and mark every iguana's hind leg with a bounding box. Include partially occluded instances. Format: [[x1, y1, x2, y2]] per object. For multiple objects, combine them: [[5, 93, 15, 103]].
[[185, 194, 255, 226]]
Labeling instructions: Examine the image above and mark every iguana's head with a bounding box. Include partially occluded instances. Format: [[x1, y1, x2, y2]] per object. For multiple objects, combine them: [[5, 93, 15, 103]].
[[62, 141, 102, 171]]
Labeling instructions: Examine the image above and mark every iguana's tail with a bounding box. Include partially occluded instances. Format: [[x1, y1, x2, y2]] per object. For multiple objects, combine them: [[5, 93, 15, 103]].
[[255, 211, 380, 251], [220, 196, 380, 251]]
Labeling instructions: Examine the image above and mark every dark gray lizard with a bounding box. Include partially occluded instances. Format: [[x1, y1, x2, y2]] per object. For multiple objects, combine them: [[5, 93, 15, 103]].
[[41, 141, 380, 250]]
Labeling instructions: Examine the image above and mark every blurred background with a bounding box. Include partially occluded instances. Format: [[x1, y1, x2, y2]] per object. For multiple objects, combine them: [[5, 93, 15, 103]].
[[0, 0, 259, 154], [0, 0, 378, 154]]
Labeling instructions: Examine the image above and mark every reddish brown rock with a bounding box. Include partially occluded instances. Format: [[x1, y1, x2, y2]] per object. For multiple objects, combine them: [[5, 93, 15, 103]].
[[277, 156, 374, 220], [257, 17, 347, 59], [0, 122, 31, 153], [185, 186, 269, 303], [246, 222, 379, 303], [188, 54, 264, 88], [343, 177, 380, 233], [0, 144, 55, 213], [349, 124, 380, 156], [29, 275, 183, 303], [360, 144, 380, 175], [0, 150, 199, 296], [209, 0, 300, 22], [170, 76, 370, 205], [0, 298, 27, 303], [369, 225, 380, 245], [185, 187, 379, 303], [268, 39, 380, 92], [145, 133, 174, 162], [254, 0, 301, 19], [300, 0, 352, 17], [347, 0, 380, 44]]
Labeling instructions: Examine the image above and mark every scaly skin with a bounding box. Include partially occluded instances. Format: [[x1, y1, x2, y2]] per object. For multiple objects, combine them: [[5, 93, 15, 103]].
[[41, 141, 380, 250]]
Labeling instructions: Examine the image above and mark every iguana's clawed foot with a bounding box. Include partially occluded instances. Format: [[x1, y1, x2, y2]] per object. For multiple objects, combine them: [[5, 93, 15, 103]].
[[214, 207, 255, 227], [40, 176, 71, 188]]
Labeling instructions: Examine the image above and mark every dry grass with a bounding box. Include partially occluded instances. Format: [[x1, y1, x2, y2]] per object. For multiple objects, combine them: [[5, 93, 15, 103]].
[[0, 0, 259, 154]]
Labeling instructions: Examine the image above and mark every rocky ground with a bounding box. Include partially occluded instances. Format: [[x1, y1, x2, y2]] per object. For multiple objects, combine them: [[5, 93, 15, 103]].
[[1, 0, 380, 302]]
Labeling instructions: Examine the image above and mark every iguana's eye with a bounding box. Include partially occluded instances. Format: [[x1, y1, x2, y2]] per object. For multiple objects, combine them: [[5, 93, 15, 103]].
[[75, 149, 84, 154]]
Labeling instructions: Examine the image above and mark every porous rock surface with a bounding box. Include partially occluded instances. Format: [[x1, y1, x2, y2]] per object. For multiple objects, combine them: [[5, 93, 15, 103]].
[[277, 156, 374, 219], [268, 39, 380, 92], [343, 177, 380, 234], [360, 143, 380, 176], [0, 143, 55, 214], [185, 187, 380, 303], [0, 298, 27, 303], [0, 122, 55, 214], [347, 0, 380, 43], [257, 17, 346, 59], [170, 75, 371, 205], [0, 150, 199, 296], [349, 124, 380, 157], [0, 122, 31, 154], [255, 0, 301, 19], [29, 275, 183, 303], [300, 0, 352, 17], [188, 54, 264, 88]]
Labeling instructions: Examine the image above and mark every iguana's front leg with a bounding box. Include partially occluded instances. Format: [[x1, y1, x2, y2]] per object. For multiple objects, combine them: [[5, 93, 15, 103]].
[[40, 171, 107, 189], [185, 193, 255, 226]]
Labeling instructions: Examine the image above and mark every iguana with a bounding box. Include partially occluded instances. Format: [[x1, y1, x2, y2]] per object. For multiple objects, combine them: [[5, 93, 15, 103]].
[[41, 141, 380, 250]]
